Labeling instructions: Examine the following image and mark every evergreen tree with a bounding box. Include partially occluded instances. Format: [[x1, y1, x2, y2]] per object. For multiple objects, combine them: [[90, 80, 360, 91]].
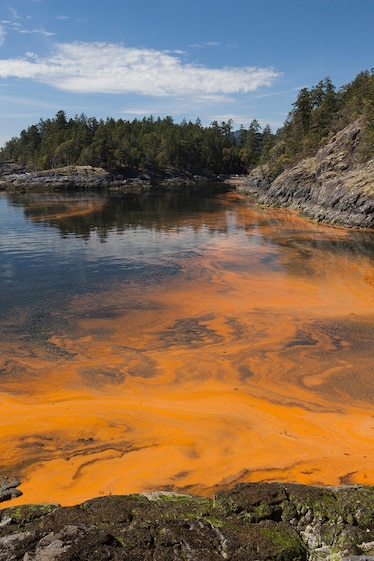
[[239, 119, 262, 170]]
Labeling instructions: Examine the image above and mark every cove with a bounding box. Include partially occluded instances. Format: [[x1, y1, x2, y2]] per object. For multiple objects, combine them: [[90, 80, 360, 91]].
[[0, 186, 373, 506]]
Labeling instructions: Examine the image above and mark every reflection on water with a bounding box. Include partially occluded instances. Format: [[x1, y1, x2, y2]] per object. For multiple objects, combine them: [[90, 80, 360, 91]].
[[0, 187, 374, 506]]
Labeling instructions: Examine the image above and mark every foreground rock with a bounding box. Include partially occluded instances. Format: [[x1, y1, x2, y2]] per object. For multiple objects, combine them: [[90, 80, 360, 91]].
[[0, 483, 373, 560], [238, 120, 374, 229], [0, 478, 22, 504]]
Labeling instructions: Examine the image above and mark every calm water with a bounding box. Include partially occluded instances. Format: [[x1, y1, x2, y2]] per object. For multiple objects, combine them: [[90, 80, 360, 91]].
[[1, 186, 374, 505], [0, 186, 233, 340], [2, 186, 373, 329]]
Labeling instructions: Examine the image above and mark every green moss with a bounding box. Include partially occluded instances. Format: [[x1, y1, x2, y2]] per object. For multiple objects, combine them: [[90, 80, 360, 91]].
[[127, 494, 148, 501], [115, 536, 126, 547], [258, 524, 305, 560], [252, 502, 278, 521], [259, 526, 294, 548], [152, 492, 210, 506], [201, 515, 224, 528], [7, 503, 58, 524]]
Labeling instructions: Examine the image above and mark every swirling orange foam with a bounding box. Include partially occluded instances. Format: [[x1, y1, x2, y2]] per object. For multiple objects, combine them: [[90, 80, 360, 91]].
[[1, 198, 374, 506]]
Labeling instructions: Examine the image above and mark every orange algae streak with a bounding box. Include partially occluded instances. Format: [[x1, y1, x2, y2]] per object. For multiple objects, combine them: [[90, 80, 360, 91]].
[[1, 202, 374, 506]]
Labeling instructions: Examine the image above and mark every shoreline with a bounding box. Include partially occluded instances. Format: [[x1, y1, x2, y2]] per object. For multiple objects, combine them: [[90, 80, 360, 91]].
[[237, 121, 374, 230], [0, 482, 373, 560], [0, 164, 233, 193]]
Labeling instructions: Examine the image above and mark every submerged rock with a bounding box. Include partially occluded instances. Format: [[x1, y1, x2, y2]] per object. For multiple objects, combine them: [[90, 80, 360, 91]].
[[0, 483, 373, 560]]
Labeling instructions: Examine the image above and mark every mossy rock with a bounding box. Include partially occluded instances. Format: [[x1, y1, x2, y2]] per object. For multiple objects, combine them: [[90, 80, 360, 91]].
[[0, 483, 374, 560]]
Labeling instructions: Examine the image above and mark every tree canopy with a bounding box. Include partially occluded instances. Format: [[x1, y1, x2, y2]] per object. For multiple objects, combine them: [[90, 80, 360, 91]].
[[0, 112, 274, 176], [268, 70, 374, 175]]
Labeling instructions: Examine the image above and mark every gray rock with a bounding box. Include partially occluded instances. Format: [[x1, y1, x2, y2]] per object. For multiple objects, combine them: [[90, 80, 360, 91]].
[[0, 483, 373, 560], [238, 120, 374, 229], [0, 478, 22, 503]]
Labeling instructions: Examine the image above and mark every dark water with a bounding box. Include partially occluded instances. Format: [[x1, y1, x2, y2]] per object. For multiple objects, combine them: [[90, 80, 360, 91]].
[[2, 185, 373, 307], [2, 187, 373, 328], [0, 186, 232, 329]]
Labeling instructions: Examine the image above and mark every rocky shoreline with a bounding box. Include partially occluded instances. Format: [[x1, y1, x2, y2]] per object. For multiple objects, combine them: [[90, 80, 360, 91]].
[[2, 121, 374, 230], [0, 482, 373, 560], [0, 164, 222, 193], [238, 120, 374, 229]]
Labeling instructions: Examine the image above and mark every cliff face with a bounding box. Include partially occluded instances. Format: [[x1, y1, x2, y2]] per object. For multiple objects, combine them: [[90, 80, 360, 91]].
[[238, 120, 374, 229], [0, 483, 373, 561]]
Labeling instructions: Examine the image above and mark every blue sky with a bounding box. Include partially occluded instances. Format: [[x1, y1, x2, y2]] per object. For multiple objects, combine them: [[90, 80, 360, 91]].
[[0, 0, 373, 146]]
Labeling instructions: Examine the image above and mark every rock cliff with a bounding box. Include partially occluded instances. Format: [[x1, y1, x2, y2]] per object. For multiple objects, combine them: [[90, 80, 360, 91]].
[[0, 483, 373, 560], [238, 120, 374, 229]]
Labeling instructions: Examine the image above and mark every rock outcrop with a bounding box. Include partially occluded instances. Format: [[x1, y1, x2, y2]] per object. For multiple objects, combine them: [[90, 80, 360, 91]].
[[0, 165, 148, 191], [0, 165, 217, 192], [238, 120, 374, 229], [0, 483, 373, 560]]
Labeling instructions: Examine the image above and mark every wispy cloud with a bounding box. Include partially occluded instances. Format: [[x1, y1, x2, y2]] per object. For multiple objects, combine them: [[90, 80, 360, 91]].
[[189, 41, 222, 48], [0, 25, 5, 46], [8, 7, 20, 20], [1, 16, 54, 37], [122, 108, 159, 116], [18, 28, 55, 36], [188, 40, 238, 50], [1, 20, 22, 32], [0, 41, 281, 97]]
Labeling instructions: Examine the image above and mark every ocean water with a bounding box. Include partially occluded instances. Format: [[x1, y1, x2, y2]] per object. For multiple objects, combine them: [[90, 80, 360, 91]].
[[0, 186, 373, 505]]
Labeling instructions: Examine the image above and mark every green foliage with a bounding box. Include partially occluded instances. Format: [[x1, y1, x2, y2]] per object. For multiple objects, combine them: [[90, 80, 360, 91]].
[[268, 69, 374, 175], [0, 112, 275, 176]]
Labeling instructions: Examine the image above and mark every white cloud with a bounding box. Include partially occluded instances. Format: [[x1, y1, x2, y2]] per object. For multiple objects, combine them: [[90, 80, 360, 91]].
[[189, 41, 238, 50], [18, 28, 55, 36], [189, 41, 221, 48], [1, 17, 53, 36], [122, 108, 158, 116], [0, 41, 281, 98], [1, 20, 21, 30]]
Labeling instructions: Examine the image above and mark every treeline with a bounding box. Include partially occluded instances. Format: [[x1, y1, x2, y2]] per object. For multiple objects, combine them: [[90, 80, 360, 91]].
[[269, 70, 374, 174], [1, 69, 374, 176], [0, 112, 274, 176]]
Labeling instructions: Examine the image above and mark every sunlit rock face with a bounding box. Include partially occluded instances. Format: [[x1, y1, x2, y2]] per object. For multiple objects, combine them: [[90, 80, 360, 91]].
[[239, 120, 374, 229], [0, 191, 374, 507]]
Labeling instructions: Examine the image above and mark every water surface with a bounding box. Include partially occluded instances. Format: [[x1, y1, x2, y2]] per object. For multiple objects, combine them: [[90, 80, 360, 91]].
[[1, 186, 373, 505]]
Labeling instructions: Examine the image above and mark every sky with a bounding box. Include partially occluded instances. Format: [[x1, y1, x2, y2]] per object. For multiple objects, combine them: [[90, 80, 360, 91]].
[[0, 0, 373, 147]]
